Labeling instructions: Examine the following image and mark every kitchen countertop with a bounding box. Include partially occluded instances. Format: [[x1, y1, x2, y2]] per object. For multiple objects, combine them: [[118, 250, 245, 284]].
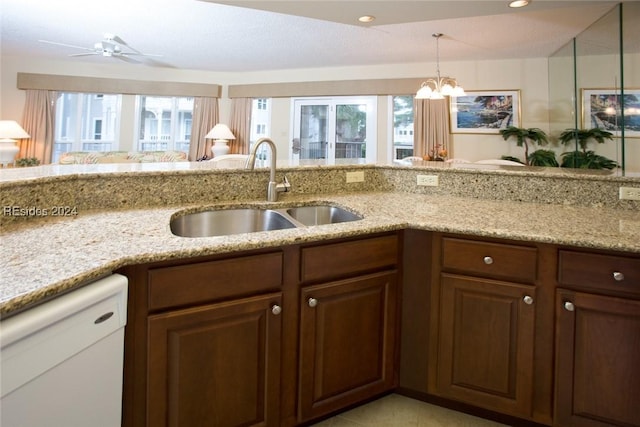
[[2, 190, 639, 317]]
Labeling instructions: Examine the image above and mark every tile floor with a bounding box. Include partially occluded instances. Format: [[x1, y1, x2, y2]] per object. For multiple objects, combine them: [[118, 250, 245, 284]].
[[311, 394, 509, 427]]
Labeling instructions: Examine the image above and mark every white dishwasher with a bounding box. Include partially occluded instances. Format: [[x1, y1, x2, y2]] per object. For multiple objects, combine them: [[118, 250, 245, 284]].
[[1, 274, 128, 427]]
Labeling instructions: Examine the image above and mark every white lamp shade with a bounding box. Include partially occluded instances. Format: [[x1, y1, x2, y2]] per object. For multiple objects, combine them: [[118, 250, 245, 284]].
[[205, 124, 236, 141], [0, 120, 30, 140]]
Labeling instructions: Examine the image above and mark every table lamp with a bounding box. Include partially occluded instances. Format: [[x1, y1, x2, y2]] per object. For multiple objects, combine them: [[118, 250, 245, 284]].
[[0, 120, 30, 167], [205, 124, 236, 157]]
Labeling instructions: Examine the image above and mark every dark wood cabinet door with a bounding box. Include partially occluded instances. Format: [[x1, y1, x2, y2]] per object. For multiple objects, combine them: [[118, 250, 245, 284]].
[[555, 289, 640, 427], [147, 293, 282, 427], [435, 274, 536, 418], [298, 271, 398, 422]]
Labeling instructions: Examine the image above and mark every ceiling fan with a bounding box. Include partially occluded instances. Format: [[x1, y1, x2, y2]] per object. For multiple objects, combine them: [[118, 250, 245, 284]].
[[38, 33, 162, 60]]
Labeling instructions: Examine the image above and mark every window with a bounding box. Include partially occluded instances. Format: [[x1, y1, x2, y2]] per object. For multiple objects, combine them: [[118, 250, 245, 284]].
[[392, 95, 414, 160], [53, 92, 122, 162], [292, 96, 377, 163], [257, 98, 268, 110], [135, 96, 194, 152], [249, 98, 272, 158]]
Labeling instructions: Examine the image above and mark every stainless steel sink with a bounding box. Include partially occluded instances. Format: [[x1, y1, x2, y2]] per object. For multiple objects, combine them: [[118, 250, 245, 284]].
[[170, 205, 362, 237], [285, 205, 362, 226], [170, 208, 297, 237]]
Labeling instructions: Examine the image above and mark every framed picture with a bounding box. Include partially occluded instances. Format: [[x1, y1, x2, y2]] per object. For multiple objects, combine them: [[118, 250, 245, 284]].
[[581, 88, 640, 137], [450, 90, 521, 134]]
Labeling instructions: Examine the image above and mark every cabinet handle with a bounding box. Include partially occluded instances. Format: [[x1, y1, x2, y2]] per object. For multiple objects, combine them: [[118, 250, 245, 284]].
[[613, 271, 625, 282], [523, 295, 534, 305], [271, 305, 282, 315], [483, 256, 494, 265], [308, 298, 318, 308], [564, 301, 575, 312]]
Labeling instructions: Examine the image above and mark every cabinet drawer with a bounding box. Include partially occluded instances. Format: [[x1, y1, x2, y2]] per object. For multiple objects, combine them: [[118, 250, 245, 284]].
[[558, 250, 640, 296], [442, 237, 537, 284], [301, 234, 398, 282], [148, 252, 283, 311]]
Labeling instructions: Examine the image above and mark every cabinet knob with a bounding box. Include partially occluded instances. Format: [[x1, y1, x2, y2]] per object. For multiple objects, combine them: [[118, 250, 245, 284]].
[[523, 295, 534, 305], [308, 298, 318, 308], [483, 256, 494, 265], [564, 301, 575, 312], [613, 271, 625, 282], [271, 305, 282, 315]]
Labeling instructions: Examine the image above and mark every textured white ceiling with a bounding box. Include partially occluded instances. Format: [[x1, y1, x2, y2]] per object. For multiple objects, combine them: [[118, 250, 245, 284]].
[[0, 0, 622, 72]]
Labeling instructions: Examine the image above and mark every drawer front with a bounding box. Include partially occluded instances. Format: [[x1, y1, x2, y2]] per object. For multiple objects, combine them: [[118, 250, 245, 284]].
[[442, 237, 538, 284], [558, 250, 640, 296], [148, 252, 283, 311], [301, 234, 398, 283]]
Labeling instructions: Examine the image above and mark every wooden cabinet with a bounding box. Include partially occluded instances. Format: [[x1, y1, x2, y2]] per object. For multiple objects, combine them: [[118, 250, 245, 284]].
[[554, 250, 640, 427], [121, 251, 286, 427], [427, 235, 554, 423], [147, 293, 282, 427], [298, 272, 398, 421], [121, 232, 401, 427], [297, 234, 400, 423]]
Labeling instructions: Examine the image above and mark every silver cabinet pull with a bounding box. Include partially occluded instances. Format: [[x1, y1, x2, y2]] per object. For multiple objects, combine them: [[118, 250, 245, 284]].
[[483, 256, 494, 265], [613, 271, 625, 282], [271, 305, 282, 315], [308, 298, 318, 308], [523, 295, 534, 305], [564, 301, 575, 312]]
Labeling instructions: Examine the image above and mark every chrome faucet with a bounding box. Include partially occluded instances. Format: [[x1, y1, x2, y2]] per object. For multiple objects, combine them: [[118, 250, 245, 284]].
[[246, 137, 290, 202]]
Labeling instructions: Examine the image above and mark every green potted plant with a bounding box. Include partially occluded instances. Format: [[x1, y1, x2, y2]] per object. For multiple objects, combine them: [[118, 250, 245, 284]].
[[558, 128, 617, 169], [499, 126, 549, 166], [527, 149, 559, 167], [15, 157, 40, 167]]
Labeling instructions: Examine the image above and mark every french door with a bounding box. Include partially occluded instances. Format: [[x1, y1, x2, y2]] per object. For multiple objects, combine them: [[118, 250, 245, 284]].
[[292, 97, 377, 163]]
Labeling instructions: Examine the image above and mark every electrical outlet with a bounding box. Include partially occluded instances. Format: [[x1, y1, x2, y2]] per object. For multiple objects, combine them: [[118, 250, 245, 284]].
[[417, 174, 439, 186], [346, 171, 365, 183], [619, 187, 640, 201]]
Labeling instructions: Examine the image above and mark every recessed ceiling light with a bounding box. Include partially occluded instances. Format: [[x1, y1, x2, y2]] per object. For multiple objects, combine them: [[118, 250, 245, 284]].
[[358, 15, 375, 23], [509, 0, 530, 7]]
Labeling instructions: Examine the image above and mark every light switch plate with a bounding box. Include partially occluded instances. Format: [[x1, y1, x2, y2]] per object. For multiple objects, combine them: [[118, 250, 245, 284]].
[[346, 171, 365, 183], [619, 187, 640, 201]]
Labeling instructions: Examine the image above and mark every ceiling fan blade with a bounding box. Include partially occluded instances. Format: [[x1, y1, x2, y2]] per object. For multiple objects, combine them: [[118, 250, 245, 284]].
[[38, 40, 94, 51], [121, 52, 164, 57], [69, 52, 98, 57]]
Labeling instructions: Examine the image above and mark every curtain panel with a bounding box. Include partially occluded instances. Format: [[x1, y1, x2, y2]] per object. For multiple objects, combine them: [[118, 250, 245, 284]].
[[413, 98, 451, 159], [20, 90, 57, 164], [189, 97, 219, 161], [228, 98, 252, 154]]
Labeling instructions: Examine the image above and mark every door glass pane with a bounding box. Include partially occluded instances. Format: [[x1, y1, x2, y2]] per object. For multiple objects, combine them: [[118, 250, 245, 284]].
[[335, 104, 366, 160], [299, 105, 329, 160]]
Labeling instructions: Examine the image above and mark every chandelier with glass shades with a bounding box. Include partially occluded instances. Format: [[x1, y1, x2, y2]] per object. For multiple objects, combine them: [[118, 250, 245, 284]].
[[415, 33, 465, 100]]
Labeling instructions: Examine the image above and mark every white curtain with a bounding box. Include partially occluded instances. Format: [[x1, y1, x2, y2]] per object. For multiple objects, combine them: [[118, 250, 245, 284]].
[[413, 98, 451, 159], [20, 90, 57, 164], [189, 97, 219, 161]]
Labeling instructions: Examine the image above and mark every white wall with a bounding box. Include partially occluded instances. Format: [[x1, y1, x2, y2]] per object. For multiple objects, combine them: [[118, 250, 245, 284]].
[[2, 54, 550, 163]]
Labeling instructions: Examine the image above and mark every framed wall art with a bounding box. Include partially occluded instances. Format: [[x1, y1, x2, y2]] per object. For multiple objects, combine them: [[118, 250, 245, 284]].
[[581, 88, 640, 137], [450, 90, 521, 134]]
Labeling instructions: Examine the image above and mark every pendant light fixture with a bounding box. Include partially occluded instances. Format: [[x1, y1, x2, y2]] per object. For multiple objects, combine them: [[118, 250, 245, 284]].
[[416, 33, 465, 100]]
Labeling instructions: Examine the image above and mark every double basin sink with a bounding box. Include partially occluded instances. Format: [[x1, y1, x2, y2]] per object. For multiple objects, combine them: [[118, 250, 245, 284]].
[[170, 205, 362, 238]]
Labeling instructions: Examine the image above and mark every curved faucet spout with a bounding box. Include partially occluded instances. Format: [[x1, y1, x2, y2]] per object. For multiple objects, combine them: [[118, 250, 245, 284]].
[[246, 137, 290, 201]]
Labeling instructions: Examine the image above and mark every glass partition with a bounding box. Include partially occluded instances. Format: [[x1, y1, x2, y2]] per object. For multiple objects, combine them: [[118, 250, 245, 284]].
[[549, 2, 639, 175]]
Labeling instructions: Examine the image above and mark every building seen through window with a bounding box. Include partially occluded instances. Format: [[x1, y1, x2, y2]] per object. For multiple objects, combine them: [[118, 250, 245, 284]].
[[136, 96, 193, 152]]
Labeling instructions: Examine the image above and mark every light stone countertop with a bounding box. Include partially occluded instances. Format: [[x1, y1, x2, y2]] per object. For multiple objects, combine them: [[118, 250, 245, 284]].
[[2, 190, 639, 317]]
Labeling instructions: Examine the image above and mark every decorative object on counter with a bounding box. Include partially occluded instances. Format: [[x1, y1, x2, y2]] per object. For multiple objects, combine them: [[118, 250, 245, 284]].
[[422, 143, 447, 161], [206, 123, 236, 157], [526, 149, 559, 167], [0, 120, 30, 168], [415, 33, 465, 100], [559, 128, 617, 170], [15, 157, 40, 167], [451, 90, 520, 133], [499, 126, 549, 166]]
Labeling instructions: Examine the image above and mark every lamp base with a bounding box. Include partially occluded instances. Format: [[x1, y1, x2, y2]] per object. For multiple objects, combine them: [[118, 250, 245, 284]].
[[0, 140, 20, 167], [212, 140, 230, 157]]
